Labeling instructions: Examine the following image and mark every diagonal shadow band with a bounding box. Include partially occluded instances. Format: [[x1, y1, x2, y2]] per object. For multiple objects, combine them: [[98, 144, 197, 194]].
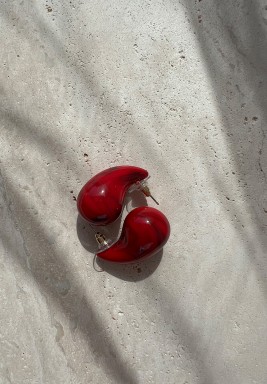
[[145, 278, 216, 384], [174, 0, 267, 294], [1, 2, 176, 183], [0, 170, 138, 384]]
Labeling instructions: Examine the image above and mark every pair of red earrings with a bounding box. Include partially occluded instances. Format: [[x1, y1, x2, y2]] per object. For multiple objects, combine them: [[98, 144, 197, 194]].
[[77, 166, 170, 263]]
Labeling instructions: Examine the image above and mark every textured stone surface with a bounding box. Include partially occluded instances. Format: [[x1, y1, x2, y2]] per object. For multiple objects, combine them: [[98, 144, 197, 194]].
[[1, 0, 267, 383]]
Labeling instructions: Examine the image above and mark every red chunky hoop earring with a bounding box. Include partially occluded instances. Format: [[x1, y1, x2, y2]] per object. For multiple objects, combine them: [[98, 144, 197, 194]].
[[95, 206, 170, 263], [77, 166, 170, 264], [77, 165, 158, 226]]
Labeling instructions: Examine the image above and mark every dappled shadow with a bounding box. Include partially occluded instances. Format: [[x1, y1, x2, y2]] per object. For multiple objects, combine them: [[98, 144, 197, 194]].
[[4, 0, 265, 381], [0, 2, 168, 381], [144, 279, 215, 384], [176, 0, 267, 294], [0, 170, 138, 384], [1, 1, 176, 183]]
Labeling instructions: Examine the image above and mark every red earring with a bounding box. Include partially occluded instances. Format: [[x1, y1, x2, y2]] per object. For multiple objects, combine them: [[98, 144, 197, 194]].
[[77, 165, 170, 264], [95, 206, 170, 263], [77, 165, 158, 226]]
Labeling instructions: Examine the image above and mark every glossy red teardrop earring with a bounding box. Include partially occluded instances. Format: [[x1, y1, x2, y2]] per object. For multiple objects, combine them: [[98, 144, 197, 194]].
[[77, 165, 158, 226], [95, 206, 170, 263]]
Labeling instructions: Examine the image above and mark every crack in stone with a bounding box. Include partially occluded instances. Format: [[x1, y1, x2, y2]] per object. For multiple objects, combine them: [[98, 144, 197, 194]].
[[259, 125, 267, 183], [0, 170, 32, 270]]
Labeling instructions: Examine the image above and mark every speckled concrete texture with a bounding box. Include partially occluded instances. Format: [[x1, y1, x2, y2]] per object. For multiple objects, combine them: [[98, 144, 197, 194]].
[[1, 0, 267, 383]]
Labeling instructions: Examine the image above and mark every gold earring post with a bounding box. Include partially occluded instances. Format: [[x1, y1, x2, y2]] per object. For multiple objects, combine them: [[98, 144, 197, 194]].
[[138, 183, 159, 205]]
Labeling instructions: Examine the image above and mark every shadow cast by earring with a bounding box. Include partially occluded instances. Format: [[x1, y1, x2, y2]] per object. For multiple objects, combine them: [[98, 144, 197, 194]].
[[76, 213, 123, 254], [96, 249, 163, 282], [76, 211, 164, 281], [125, 189, 148, 211]]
